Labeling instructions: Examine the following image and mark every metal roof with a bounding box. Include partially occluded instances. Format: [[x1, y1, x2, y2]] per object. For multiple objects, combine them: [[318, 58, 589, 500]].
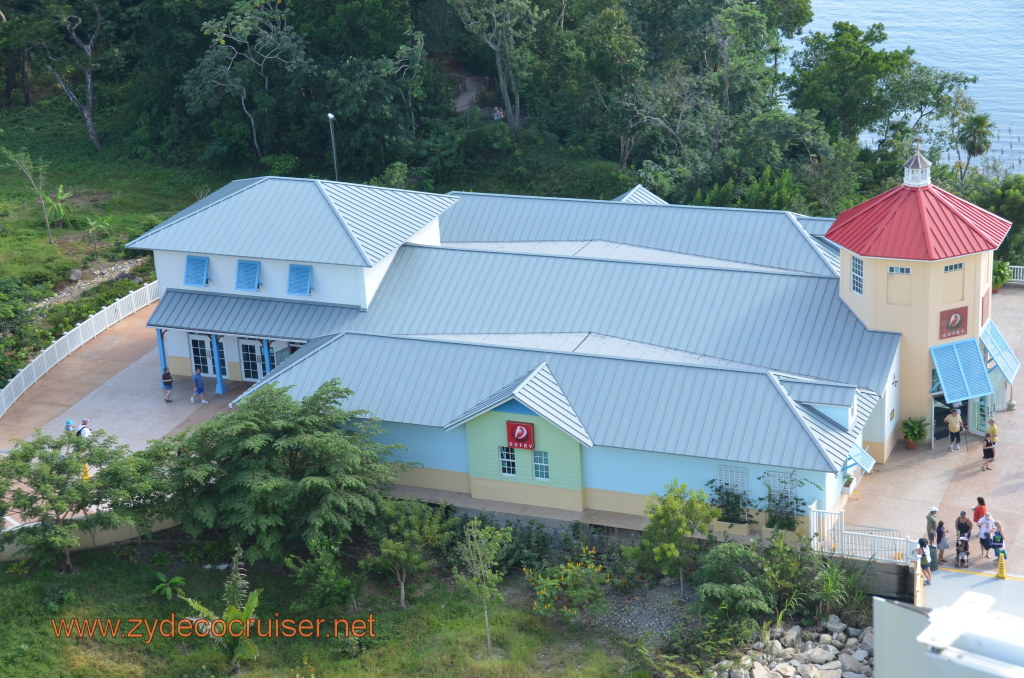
[[811, 236, 841, 275], [440, 192, 837, 276], [611, 184, 668, 205], [341, 246, 899, 393], [127, 177, 457, 267], [779, 377, 857, 408], [238, 333, 849, 472], [825, 183, 1011, 261], [796, 215, 835, 237], [930, 339, 994, 402], [444, 363, 593, 446], [980, 320, 1020, 383], [147, 289, 357, 341]]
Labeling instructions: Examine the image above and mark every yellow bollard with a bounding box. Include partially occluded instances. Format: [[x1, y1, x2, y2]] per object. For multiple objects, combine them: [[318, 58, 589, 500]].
[[82, 463, 90, 481], [996, 552, 1006, 579]]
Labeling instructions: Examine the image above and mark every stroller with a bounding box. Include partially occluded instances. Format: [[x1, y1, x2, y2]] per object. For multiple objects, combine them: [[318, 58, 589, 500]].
[[955, 536, 970, 567]]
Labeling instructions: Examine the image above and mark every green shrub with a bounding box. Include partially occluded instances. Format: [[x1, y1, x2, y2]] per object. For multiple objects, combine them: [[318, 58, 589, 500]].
[[524, 545, 610, 620], [284, 537, 361, 612], [42, 582, 78, 614]]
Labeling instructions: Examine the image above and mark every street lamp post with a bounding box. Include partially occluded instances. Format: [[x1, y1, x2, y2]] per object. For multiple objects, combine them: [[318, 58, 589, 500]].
[[327, 112, 338, 182]]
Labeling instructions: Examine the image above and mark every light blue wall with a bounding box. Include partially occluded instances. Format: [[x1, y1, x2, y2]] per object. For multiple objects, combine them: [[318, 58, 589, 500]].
[[492, 400, 538, 416], [375, 421, 468, 473]]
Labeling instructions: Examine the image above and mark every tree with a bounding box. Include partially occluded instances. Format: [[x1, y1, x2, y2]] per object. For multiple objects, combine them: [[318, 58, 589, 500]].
[[160, 379, 401, 563], [361, 499, 457, 608], [449, 0, 542, 133], [788, 22, 913, 140], [453, 518, 511, 656], [1, 148, 52, 243], [956, 112, 995, 180], [640, 480, 720, 600], [35, 2, 103, 149], [0, 430, 147, 571]]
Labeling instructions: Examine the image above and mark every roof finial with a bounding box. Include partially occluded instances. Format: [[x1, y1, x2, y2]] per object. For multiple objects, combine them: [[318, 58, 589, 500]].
[[904, 146, 932, 187]]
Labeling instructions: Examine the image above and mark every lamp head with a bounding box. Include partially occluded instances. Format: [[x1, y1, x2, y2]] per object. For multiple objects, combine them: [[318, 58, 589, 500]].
[[327, 112, 335, 120]]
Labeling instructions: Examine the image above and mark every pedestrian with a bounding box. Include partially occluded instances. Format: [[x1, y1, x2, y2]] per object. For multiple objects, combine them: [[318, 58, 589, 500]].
[[916, 537, 932, 585], [973, 497, 987, 523], [161, 367, 174, 403], [955, 510, 973, 540], [944, 406, 964, 450], [76, 419, 92, 438], [978, 513, 995, 558], [981, 434, 996, 471], [987, 417, 998, 443], [927, 507, 939, 543], [64, 419, 75, 433], [191, 367, 208, 404], [936, 520, 949, 563], [990, 522, 1008, 561]]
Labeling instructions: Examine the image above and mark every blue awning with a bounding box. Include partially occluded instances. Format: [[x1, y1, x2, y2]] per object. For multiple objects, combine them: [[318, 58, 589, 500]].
[[844, 446, 876, 474], [980, 320, 1020, 383], [930, 339, 994, 402]]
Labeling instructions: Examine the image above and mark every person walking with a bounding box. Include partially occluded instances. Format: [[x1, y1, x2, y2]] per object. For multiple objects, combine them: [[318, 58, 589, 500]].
[[977, 513, 995, 558], [990, 522, 1008, 561], [916, 537, 933, 585], [936, 520, 950, 563], [191, 368, 208, 404], [944, 407, 964, 450], [987, 417, 998, 442], [973, 497, 988, 523], [955, 510, 973, 540], [927, 507, 939, 544], [981, 434, 996, 471], [161, 367, 174, 403], [76, 419, 92, 438], [64, 419, 76, 433]]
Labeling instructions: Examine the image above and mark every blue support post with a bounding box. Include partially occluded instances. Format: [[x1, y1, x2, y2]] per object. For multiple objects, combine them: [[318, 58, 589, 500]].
[[211, 334, 226, 395], [262, 339, 273, 376], [156, 329, 168, 370]]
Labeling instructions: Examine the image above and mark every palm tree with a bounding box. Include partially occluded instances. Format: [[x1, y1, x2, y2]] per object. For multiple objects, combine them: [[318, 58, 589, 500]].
[[957, 113, 995, 179]]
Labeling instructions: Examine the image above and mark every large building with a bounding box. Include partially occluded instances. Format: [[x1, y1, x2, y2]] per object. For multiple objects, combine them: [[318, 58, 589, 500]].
[[126, 152, 1018, 528]]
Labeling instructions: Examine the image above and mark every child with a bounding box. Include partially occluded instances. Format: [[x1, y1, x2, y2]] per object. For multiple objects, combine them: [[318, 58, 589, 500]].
[[916, 537, 932, 585]]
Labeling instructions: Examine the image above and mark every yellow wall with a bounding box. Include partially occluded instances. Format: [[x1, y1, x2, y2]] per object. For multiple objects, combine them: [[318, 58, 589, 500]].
[[584, 488, 650, 516], [397, 467, 471, 493], [839, 249, 992, 426], [470, 477, 583, 512], [167, 356, 192, 376]]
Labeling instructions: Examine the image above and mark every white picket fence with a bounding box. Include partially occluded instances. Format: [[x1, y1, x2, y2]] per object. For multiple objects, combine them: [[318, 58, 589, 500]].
[[1010, 265, 1024, 284], [808, 504, 915, 565], [0, 281, 160, 421]]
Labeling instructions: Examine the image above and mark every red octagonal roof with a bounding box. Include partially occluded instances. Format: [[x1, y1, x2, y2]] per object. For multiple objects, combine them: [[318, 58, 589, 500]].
[[825, 183, 1011, 261]]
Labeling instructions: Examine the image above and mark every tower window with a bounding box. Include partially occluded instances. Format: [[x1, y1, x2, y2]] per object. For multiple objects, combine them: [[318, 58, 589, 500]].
[[888, 266, 911, 275], [851, 256, 863, 295], [944, 262, 964, 273]]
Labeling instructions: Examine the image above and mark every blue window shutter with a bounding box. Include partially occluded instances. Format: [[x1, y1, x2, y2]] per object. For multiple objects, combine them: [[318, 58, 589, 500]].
[[235, 260, 260, 291], [288, 265, 312, 295], [184, 256, 209, 286]]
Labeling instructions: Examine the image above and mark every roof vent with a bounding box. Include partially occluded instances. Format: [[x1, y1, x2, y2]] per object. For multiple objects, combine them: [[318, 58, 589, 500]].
[[904, 149, 932, 188]]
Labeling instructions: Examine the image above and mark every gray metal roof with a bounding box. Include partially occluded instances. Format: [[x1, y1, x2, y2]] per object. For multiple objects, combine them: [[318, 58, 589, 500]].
[[796, 215, 836, 237], [444, 363, 593, 446], [147, 289, 356, 341], [239, 333, 849, 472], [611, 184, 668, 205], [127, 177, 457, 267], [779, 378, 857, 408], [811, 236, 841, 275], [440, 192, 836, 276]]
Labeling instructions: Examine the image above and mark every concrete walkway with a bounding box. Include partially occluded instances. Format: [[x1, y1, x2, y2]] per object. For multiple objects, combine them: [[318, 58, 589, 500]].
[[0, 304, 247, 451], [846, 286, 1024, 580]]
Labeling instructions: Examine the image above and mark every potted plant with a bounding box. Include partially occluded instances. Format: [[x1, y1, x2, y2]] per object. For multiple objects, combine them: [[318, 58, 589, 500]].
[[901, 416, 929, 450], [841, 473, 854, 495], [993, 260, 1012, 293]]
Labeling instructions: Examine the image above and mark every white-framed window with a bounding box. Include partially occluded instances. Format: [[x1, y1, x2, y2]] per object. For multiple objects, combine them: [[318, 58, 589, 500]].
[[533, 450, 550, 480], [851, 256, 863, 295], [499, 447, 516, 476], [717, 465, 747, 494], [888, 266, 911, 275], [944, 262, 964, 273]]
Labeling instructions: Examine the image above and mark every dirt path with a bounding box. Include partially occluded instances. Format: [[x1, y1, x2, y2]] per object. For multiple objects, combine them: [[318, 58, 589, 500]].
[[33, 257, 150, 309], [454, 75, 486, 114]]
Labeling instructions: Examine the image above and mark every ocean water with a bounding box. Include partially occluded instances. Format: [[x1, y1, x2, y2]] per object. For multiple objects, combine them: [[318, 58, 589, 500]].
[[794, 0, 1024, 168]]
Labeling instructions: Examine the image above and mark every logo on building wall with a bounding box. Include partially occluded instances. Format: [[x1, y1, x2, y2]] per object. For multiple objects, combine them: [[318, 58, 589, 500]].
[[506, 421, 535, 449], [939, 306, 968, 339]]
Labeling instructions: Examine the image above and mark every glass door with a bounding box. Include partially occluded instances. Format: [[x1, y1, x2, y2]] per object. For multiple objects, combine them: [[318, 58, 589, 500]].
[[189, 334, 226, 377], [239, 339, 274, 381]]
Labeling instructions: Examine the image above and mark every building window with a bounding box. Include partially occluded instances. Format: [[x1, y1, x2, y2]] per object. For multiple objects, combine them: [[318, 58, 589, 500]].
[[499, 447, 516, 476], [888, 266, 911, 275], [717, 465, 747, 494], [762, 471, 795, 503], [184, 256, 209, 287], [851, 256, 863, 295], [287, 264, 313, 296], [533, 450, 549, 480], [944, 262, 964, 273], [235, 260, 261, 291]]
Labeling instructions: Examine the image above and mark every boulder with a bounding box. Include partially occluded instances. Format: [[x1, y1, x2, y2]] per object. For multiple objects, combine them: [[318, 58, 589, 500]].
[[841, 673, 865, 678], [751, 662, 771, 678], [806, 646, 834, 664], [843, 637, 859, 651], [838, 654, 864, 673], [852, 649, 869, 663], [825, 615, 847, 635], [858, 628, 874, 654], [773, 665, 796, 678], [770, 640, 784, 654], [728, 669, 749, 678], [820, 661, 842, 671], [131, 276, 144, 284], [819, 634, 833, 646], [846, 628, 861, 638], [781, 626, 802, 648], [69, 269, 83, 282]]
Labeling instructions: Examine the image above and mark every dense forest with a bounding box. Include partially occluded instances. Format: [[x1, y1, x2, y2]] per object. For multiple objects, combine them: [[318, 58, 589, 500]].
[[1, 0, 1023, 245]]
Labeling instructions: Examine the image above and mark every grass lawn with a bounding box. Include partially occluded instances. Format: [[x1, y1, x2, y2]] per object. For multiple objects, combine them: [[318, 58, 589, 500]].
[[0, 547, 640, 677]]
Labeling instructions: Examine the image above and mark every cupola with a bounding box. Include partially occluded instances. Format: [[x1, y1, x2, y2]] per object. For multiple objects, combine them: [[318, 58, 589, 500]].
[[903, 148, 932, 188]]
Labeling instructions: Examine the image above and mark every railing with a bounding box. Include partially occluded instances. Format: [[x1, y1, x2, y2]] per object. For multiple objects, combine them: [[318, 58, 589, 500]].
[[808, 504, 914, 565], [1010, 265, 1024, 284], [0, 282, 160, 421]]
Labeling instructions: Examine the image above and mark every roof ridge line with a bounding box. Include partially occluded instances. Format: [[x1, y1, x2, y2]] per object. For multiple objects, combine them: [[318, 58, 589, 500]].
[[767, 372, 843, 473], [783, 212, 840, 276], [314, 180, 372, 267]]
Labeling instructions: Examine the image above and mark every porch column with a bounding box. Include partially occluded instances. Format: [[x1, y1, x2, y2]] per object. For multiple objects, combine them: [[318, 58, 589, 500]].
[[156, 329, 167, 370], [211, 333, 226, 395], [262, 339, 273, 375]]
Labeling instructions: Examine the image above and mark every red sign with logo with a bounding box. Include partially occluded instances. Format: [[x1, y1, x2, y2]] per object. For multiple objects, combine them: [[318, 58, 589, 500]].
[[506, 421, 534, 449], [939, 306, 968, 339]]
